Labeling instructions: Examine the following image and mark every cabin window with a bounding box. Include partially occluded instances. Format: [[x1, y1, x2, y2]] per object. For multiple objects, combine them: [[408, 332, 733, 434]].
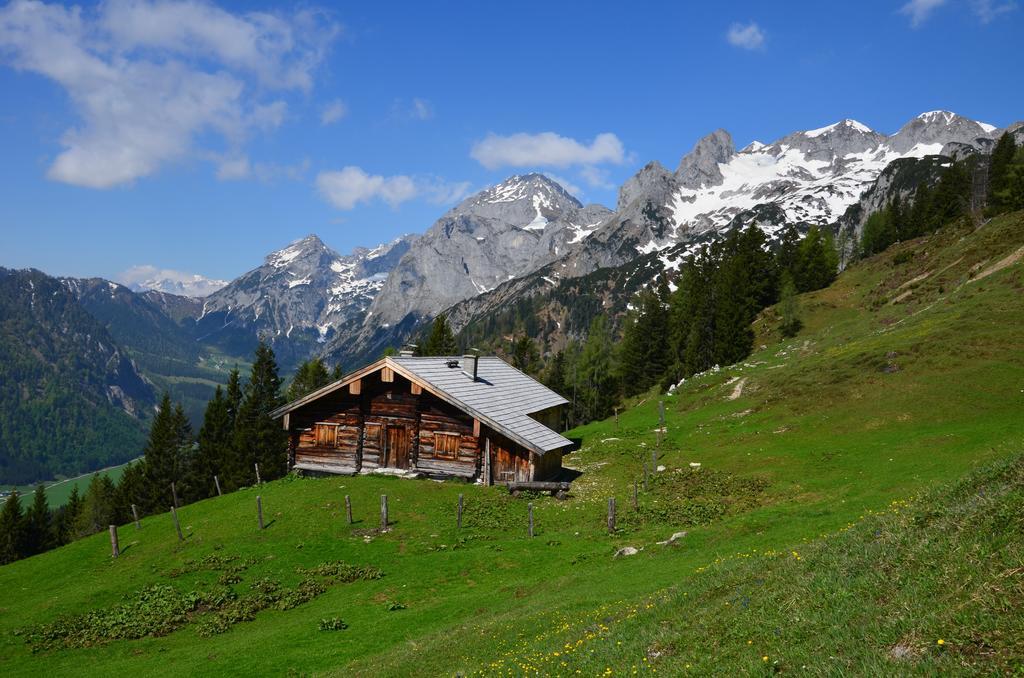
[[314, 423, 338, 448], [433, 432, 461, 458], [364, 423, 382, 448]]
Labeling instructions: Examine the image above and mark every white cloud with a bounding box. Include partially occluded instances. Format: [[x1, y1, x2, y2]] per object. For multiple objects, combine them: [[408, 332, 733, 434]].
[[411, 97, 433, 120], [899, 0, 947, 27], [216, 155, 309, 182], [470, 131, 626, 170], [118, 264, 228, 297], [390, 97, 434, 121], [972, 0, 1017, 22], [578, 165, 615, 190], [315, 166, 470, 210], [320, 98, 348, 125], [0, 0, 339, 188], [726, 21, 765, 50]]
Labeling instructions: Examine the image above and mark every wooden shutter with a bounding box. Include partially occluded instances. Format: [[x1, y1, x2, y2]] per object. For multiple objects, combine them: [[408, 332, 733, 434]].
[[433, 432, 461, 458], [315, 423, 337, 448]]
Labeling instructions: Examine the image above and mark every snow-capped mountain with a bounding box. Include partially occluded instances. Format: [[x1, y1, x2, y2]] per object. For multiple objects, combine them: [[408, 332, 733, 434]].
[[364, 174, 611, 329], [123, 268, 228, 297], [545, 110, 1002, 281], [193, 234, 413, 367]]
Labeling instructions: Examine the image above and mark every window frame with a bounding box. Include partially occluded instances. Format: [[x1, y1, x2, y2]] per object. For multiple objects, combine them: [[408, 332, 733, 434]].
[[314, 422, 339, 448], [433, 431, 461, 459]]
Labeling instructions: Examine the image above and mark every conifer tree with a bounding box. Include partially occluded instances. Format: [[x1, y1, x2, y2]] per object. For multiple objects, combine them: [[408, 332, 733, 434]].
[[57, 485, 84, 545], [511, 336, 541, 376], [795, 226, 839, 292], [75, 474, 117, 537], [0, 490, 25, 564], [225, 368, 243, 429], [115, 461, 146, 519], [24, 484, 52, 555], [141, 393, 193, 512], [907, 182, 933, 239], [287, 358, 332, 401], [931, 161, 971, 226], [232, 341, 286, 486], [421, 315, 458, 356], [542, 349, 568, 396], [778, 273, 802, 338], [331, 363, 344, 381], [986, 132, 1018, 215], [190, 386, 232, 499]]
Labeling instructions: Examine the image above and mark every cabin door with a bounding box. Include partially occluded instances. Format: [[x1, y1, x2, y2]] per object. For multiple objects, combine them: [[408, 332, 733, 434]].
[[492, 440, 524, 484], [385, 424, 410, 469]]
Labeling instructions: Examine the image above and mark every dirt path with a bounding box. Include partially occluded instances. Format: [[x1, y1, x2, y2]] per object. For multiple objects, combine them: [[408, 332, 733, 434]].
[[972, 245, 1024, 282]]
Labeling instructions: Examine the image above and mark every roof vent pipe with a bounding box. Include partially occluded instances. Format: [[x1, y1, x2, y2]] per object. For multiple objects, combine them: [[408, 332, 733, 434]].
[[398, 343, 416, 357], [462, 354, 478, 381]]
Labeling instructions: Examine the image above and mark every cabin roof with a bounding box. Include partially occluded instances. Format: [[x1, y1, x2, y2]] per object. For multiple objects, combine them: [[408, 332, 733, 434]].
[[271, 355, 572, 455]]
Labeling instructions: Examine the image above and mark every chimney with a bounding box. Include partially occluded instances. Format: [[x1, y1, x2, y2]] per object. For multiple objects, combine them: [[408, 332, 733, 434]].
[[462, 354, 478, 381], [399, 343, 416, 357]]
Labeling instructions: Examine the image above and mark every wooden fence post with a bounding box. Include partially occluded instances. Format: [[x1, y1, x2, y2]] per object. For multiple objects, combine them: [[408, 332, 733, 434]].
[[643, 465, 648, 492], [131, 503, 140, 530], [659, 400, 665, 427], [256, 495, 264, 530], [457, 494, 464, 528], [255, 463, 261, 485], [109, 524, 119, 558], [632, 480, 638, 510], [607, 497, 616, 534], [528, 503, 534, 538], [171, 481, 179, 509], [171, 505, 184, 541], [614, 407, 619, 430], [380, 494, 388, 530], [344, 495, 353, 524], [214, 475, 222, 497]]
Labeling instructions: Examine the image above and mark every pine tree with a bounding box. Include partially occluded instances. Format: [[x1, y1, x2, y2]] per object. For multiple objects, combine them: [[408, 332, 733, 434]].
[[225, 368, 243, 428], [778, 273, 802, 338], [331, 363, 344, 381], [189, 386, 232, 499], [542, 350, 568, 396], [75, 474, 117, 537], [422, 315, 458, 356], [232, 341, 286, 486], [577, 317, 617, 422], [24, 484, 52, 555], [931, 161, 971, 227], [287, 358, 332, 402], [510, 336, 541, 376], [57, 485, 84, 545], [115, 461, 146, 520], [141, 393, 193, 513], [907, 182, 933, 239], [795, 226, 839, 292], [986, 132, 1018, 215], [0, 490, 25, 564]]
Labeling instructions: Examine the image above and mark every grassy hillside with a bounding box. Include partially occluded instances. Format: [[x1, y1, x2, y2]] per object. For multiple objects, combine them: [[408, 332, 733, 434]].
[[0, 213, 1021, 676]]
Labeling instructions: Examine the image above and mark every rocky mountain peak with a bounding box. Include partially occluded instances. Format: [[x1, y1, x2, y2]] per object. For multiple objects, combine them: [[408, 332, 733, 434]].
[[889, 110, 993, 154], [618, 161, 673, 211], [463, 173, 582, 215], [675, 129, 735, 189], [265, 234, 334, 269]]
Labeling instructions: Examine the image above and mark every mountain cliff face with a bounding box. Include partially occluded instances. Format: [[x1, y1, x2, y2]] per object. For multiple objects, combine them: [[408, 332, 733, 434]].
[[193, 234, 413, 368], [319, 174, 611, 364]]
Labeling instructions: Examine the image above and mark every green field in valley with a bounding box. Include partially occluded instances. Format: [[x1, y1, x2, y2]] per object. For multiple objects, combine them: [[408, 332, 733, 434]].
[[0, 213, 1021, 676]]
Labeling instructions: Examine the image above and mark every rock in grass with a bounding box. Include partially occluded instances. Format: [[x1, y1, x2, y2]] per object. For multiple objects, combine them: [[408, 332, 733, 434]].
[[614, 546, 639, 558], [657, 531, 688, 546]]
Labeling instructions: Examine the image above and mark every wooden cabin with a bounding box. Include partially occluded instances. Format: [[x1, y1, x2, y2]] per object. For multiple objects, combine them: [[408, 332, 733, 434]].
[[270, 354, 572, 483]]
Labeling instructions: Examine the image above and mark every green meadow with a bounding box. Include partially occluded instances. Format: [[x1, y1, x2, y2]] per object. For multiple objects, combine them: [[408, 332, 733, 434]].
[[1, 213, 1022, 676]]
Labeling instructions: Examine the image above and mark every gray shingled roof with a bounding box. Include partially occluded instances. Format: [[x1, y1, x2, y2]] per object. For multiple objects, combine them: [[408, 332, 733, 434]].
[[391, 356, 572, 454]]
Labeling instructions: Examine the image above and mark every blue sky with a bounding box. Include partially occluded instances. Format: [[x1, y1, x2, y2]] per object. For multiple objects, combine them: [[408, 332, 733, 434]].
[[0, 0, 1021, 285]]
